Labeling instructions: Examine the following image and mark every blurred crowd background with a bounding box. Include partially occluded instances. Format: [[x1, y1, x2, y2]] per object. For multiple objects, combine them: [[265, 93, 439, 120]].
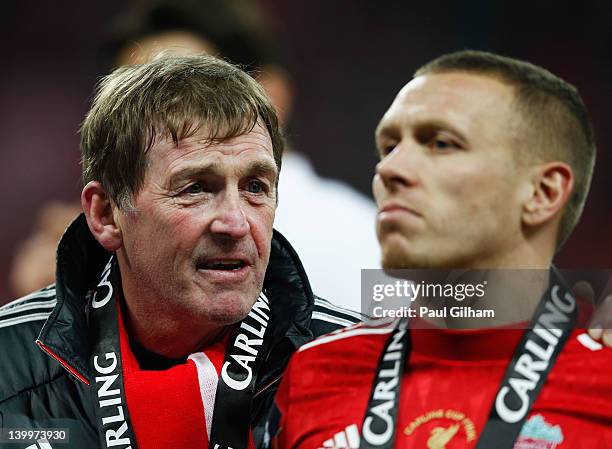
[[1, 0, 611, 302]]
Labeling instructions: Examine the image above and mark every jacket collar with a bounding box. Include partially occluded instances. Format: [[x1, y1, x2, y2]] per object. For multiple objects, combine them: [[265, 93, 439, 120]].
[[37, 213, 315, 385]]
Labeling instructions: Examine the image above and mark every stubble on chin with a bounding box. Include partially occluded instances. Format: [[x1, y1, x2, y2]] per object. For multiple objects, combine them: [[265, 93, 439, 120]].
[[381, 241, 442, 270], [381, 244, 415, 270]]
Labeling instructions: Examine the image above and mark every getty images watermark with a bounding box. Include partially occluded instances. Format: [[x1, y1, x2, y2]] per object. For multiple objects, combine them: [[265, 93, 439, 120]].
[[371, 277, 490, 319], [360, 269, 612, 329]]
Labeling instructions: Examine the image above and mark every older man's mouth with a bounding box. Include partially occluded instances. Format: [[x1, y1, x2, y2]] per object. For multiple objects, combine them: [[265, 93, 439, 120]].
[[199, 260, 246, 271], [196, 258, 252, 282]]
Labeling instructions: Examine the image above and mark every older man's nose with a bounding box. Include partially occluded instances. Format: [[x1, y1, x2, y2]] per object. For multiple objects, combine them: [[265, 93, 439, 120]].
[[210, 194, 250, 240]]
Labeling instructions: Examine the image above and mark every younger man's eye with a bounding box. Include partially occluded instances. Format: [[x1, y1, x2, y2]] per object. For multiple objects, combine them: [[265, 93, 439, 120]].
[[433, 139, 454, 150], [381, 146, 396, 156]]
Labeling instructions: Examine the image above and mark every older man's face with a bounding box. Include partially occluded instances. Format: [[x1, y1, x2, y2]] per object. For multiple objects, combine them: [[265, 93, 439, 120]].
[[116, 121, 277, 330], [373, 72, 528, 269]]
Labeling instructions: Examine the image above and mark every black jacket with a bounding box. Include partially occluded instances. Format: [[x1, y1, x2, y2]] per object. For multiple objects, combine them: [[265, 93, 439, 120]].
[[0, 214, 362, 449]]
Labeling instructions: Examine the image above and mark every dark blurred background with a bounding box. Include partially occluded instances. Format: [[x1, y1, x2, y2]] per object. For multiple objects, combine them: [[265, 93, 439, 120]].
[[1, 0, 611, 300]]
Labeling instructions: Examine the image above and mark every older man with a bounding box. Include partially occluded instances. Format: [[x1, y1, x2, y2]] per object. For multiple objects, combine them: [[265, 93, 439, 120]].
[[0, 55, 360, 449], [268, 51, 612, 449]]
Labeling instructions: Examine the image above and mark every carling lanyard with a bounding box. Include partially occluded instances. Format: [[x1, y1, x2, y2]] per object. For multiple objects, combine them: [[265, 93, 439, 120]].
[[89, 256, 275, 449], [359, 268, 577, 449]]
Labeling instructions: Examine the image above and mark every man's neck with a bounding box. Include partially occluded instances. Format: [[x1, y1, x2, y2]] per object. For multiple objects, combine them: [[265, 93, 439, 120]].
[[420, 238, 555, 329], [120, 296, 231, 360], [412, 269, 552, 330]]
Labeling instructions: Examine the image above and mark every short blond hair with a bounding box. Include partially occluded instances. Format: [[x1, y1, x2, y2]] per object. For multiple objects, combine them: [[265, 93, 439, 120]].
[[416, 50, 596, 249]]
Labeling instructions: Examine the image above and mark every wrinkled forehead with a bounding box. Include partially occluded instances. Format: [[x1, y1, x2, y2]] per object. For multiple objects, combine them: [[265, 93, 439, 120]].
[[148, 120, 275, 166], [376, 72, 517, 138], [147, 116, 270, 155]]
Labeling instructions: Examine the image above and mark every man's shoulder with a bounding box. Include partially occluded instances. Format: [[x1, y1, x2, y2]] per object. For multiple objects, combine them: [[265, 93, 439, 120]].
[[308, 296, 367, 337], [0, 285, 62, 403], [534, 329, 612, 422], [0, 285, 57, 328], [280, 318, 394, 402], [302, 316, 393, 353], [556, 329, 612, 373], [554, 329, 612, 383], [295, 317, 394, 373]]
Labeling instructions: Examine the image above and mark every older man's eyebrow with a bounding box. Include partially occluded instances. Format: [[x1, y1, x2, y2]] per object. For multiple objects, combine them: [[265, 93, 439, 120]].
[[165, 160, 278, 190], [166, 163, 222, 189], [240, 160, 278, 180]]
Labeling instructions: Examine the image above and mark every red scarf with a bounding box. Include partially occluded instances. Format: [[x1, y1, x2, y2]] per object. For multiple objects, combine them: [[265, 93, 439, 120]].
[[117, 305, 255, 449]]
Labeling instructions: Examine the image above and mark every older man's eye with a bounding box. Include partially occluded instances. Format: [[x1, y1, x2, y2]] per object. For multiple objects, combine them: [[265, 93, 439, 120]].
[[183, 183, 204, 195], [246, 180, 265, 194]]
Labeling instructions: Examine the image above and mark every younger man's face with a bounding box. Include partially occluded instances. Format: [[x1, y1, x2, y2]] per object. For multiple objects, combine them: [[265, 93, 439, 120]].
[[373, 72, 530, 269]]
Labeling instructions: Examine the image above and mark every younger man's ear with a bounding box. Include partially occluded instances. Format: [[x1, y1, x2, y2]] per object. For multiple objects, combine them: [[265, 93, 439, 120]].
[[522, 162, 574, 228], [81, 181, 122, 251]]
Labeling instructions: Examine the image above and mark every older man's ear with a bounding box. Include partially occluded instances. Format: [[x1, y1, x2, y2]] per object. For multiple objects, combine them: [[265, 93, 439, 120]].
[[81, 181, 123, 252]]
